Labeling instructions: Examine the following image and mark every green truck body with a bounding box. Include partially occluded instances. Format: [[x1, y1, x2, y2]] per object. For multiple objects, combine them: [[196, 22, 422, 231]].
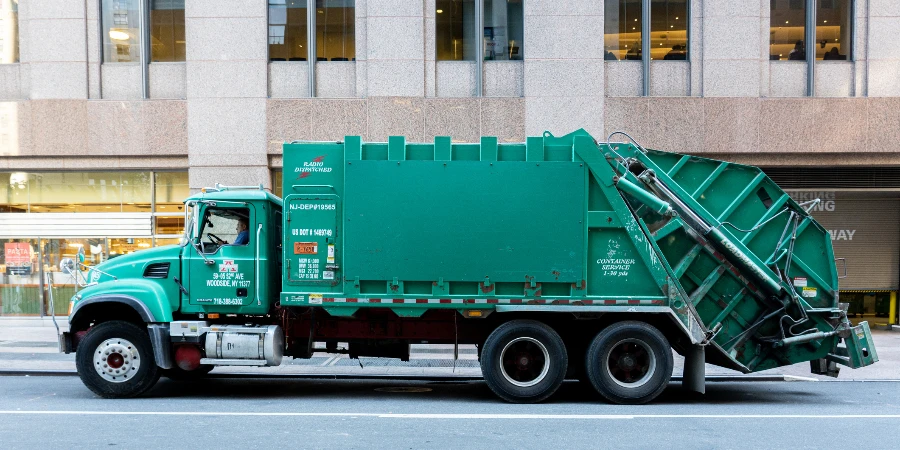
[[60, 129, 877, 404]]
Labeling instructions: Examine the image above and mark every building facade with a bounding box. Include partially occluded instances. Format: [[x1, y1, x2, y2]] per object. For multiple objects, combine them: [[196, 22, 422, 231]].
[[1, 0, 899, 320]]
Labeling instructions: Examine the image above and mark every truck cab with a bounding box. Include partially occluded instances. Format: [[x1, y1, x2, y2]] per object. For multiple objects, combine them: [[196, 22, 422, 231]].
[[60, 185, 282, 397], [180, 187, 282, 316]]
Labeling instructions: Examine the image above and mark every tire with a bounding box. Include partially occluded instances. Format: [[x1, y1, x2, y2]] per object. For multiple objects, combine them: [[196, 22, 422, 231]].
[[585, 321, 673, 405], [480, 320, 567, 403], [75, 321, 160, 398], [162, 364, 214, 381]]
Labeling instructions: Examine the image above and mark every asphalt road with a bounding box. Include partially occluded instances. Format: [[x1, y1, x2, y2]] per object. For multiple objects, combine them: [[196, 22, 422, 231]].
[[1, 376, 899, 449]]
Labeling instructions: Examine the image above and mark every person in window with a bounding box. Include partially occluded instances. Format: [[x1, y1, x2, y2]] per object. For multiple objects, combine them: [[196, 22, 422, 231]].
[[788, 40, 806, 60], [664, 44, 687, 60], [823, 47, 843, 60], [233, 217, 249, 246]]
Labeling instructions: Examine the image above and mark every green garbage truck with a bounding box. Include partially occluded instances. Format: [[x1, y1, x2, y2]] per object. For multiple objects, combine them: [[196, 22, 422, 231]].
[[58, 129, 877, 404]]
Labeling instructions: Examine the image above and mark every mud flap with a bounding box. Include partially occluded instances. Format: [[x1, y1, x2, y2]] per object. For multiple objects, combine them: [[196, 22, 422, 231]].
[[683, 344, 706, 394]]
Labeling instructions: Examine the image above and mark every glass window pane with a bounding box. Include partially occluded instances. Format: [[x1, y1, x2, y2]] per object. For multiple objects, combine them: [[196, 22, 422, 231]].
[[272, 170, 283, 198], [102, 0, 142, 63], [269, 0, 308, 61], [154, 171, 188, 212], [43, 238, 109, 315], [316, 0, 355, 61], [816, 0, 850, 60], [1, 238, 40, 316], [437, 0, 476, 61], [108, 237, 152, 258], [0, 0, 19, 64], [3, 172, 27, 212], [16, 171, 151, 213], [121, 172, 152, 212], [770, 0, 807, 61], [483, 0, 523, 61], [150, 0, 185, 62], [604, 0, 643, 61], [650, 0, 687, 60]]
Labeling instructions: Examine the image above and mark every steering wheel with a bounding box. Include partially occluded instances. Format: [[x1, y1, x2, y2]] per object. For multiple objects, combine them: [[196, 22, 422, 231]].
[[207, 233, 227, 245]]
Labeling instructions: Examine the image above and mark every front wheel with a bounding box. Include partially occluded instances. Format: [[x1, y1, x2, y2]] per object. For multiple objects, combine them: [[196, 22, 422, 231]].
[[585, 321, 673, 405], [480, 320, 567, 403], [75, 321, 160, 398]]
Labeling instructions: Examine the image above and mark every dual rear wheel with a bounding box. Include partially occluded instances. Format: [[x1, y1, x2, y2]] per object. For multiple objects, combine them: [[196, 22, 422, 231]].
[[480, 319, 673, 404]]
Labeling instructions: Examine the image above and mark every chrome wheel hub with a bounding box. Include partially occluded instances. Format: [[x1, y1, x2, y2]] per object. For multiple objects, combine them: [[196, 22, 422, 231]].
[[93, 338, 141, 383], [500, 337, 550, 388]]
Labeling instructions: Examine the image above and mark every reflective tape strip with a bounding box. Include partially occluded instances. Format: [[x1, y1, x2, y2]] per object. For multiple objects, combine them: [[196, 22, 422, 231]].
[[316, 298, 666, 305]]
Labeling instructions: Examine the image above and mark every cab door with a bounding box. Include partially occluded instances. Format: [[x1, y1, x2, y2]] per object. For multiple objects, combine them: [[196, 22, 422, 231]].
[[186, 203, 264, 314]]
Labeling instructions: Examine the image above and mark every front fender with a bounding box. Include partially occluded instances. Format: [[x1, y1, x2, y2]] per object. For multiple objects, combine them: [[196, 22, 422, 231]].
[[70, 279, 176, 325]]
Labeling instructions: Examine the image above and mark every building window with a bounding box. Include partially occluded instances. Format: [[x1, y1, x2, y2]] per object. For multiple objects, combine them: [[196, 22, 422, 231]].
[[316, 0, 355, 61], [650, 0, 687, 60], [605, 1, 688, 61], [770, 0, 807, 60], [604, 0, 643, 61], [101, 0, 142, 63], [483, 0, 523, 61], [0, 0, 18, 64], [816, 0, 850, 60], [154, 172, 189, 237], [435, 0, 524, 95], [269, 0, 308, 61], [150, 0, 185, 62], [272, 170, 283, 198], [436, 0, 476, 61]]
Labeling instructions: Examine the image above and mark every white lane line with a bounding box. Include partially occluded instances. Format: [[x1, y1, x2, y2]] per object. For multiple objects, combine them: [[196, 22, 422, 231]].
[[2, 411, 900, 419]]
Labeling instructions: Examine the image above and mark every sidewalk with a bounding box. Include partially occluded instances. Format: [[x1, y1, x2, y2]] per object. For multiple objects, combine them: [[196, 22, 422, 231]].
[[1, 318, 898, 380]]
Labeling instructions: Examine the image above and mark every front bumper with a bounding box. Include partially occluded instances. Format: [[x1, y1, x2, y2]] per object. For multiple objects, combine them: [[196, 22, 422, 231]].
[[59, 331, 73, 354]]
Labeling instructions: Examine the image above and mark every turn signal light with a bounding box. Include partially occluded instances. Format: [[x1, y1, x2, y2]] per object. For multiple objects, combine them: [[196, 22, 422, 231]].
[[207, 313, 220, 319]]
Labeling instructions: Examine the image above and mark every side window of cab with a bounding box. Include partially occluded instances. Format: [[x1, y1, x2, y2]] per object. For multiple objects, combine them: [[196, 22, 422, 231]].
[[199, 207, 251, 253]]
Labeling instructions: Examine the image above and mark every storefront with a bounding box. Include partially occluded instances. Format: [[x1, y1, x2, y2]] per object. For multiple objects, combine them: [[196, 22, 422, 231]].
[[0, 171, 188, 317]]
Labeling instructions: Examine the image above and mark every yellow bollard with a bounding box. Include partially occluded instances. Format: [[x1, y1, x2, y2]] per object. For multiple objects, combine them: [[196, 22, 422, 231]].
[[891, 291, 898, 326]]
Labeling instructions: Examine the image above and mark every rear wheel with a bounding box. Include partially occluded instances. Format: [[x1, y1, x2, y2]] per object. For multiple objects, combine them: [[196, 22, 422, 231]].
[[480, 320, 567, 403], [75, 321, 160, 398], [585, 321, 672, 405]]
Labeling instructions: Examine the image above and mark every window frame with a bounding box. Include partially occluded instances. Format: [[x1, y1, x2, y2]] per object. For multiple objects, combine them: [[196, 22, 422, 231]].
[[435, 0, 525, 97], [267, 0, 356, 98], [604, 0, 691, 96], [770, 0, 856, 97], [99, 0, 186, 99]]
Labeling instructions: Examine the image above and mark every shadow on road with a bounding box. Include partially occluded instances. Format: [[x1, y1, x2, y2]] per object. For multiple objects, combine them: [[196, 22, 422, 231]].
[[138, 377, 825, 406]]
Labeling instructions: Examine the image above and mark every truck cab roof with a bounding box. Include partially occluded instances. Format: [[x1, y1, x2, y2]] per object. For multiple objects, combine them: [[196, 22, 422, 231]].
[[184, 189, 283, 207]]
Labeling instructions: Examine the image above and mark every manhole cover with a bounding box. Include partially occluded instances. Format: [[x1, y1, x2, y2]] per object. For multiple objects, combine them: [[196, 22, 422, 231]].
[[374, 387, 433, 393]]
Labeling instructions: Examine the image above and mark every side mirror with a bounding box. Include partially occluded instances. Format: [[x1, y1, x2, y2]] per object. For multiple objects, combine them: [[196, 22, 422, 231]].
[[77, 247, 85, 263], [59, 258, 76, 276]]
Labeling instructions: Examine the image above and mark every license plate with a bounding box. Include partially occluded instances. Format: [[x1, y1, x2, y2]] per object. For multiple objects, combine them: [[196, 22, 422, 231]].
[[294, 242, 318, 254]]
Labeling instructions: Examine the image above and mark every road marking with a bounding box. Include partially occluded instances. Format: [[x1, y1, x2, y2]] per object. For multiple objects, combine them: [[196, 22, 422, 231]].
[[3, 411, 900, 420]]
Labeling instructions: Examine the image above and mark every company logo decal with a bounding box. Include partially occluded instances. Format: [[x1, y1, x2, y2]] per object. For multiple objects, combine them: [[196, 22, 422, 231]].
[[219, 259, 238, 272], [295, 155, 330, 179]]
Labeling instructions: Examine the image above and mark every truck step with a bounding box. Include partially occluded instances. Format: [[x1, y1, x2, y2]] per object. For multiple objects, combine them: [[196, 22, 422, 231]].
[[199, 358, 268, 366]]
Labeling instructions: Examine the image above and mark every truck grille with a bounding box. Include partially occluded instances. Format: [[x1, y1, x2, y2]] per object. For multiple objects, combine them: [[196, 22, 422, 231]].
[[143, 263, 170, 279]]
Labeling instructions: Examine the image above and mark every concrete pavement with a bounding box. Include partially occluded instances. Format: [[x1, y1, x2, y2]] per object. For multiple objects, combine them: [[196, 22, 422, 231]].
[[2, 376, 900, 449], [2, 317, 898, 380]]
